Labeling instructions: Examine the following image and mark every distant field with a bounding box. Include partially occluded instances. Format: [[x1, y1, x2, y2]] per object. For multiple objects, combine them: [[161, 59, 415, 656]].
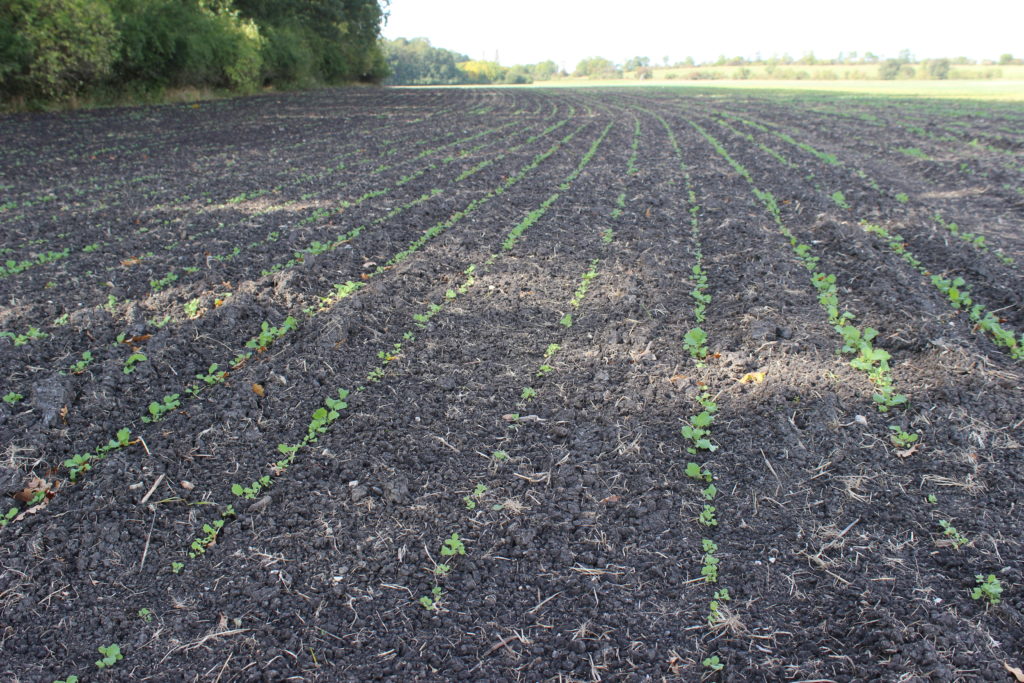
[[529, 78, 1024, 101], [646, 63, 1024, 82]]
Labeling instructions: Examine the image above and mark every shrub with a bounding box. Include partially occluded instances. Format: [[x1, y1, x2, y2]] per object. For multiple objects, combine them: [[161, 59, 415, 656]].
[[0, 0, 119, 101]]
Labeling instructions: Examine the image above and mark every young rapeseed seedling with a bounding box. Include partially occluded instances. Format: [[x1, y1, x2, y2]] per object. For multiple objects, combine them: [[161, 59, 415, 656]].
[[971, 574, 1002, 605]]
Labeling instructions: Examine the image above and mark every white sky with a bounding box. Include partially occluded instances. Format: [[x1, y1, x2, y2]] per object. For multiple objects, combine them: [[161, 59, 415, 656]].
[[381, 0, 1023, 70]]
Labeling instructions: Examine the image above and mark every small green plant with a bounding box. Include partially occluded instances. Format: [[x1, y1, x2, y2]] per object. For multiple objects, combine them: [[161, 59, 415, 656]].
[[543, 343, 560, 358], [171, 561, 184, 574], [971, 574, 1002, 606], [536, 364, 553, 377], [54, 676, 79, 683], [246, 317, 298, 351], [196, 363, 226, 385], [681, 412, 717, 454], [69, 350, 93, 374], [137, 607, 153, 623], [685, 462, 712, 483], [142, 394, 180, 423], [103, 294, 118, 313], [698, 505, 718, 527], [150, 271, 178, 292], [232, 475, 272, 499], [830, 190, 849, 209], [188, 505, 235, 558], [419, 585, 442, 610], [441, 532, 466, 558], [123, 352, 147, 374], [463, 484, 487, 510], [708, 588, 731, 626], [0, 326, 47, 346], [95, 643, 123, 669], [559, 313, 573, 327], [683, 327, 709, 361], [895, 192, 909, 203], [520, 386, 537, 401], [926, 494, 937, 504], [702, 655, 724, 672], [701, 539, 719, 582], [64, 428, 132, 482], [938, 520, 969, 549], [888, 425, 919, 448], [492, 450, 509, 463], [2, 391, 23, 405], [184, 298, 202, 319]]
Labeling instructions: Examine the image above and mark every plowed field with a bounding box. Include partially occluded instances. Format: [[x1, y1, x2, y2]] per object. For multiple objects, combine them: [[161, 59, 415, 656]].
[[1, 87, 1022, 681]]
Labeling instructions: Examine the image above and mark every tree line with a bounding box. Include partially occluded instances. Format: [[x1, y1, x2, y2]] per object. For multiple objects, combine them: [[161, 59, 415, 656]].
[[0, 0, 388, 105]]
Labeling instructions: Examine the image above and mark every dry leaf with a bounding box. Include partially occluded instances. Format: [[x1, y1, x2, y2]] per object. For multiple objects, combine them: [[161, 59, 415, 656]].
[[599, 495, 621, 504], [13, 476, 50, 503], [120, 257, 141, 266], [181, 480, 195, 491], [251, 383, 265, 397], [214, 298, 225, 308], [895, 444, 920, 458], [645, 207, 652, 217], [739, 371, 766, 384], [59, 405, 68, 423], [1004, 662, 1024, 682]]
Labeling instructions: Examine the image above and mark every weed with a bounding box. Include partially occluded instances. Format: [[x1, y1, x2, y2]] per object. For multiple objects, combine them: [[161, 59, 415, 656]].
[[2, 391, 23, 405], [520, 387, 537, 401], [95, 644, 123, 669], [971, 574, 1002, 605]]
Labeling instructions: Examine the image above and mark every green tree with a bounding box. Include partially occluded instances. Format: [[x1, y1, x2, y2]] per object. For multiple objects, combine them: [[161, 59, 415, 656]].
[[530, 60, 558, 80], [574, 56, 619, 78], [0, 0, 119, 100], [382, 37, 468, 85], [624, 56, 649, 71], [924, 58, 949, 79]]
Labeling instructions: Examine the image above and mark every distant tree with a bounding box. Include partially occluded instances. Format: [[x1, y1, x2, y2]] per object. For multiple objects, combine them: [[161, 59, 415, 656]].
[[863, 51, 879, 63], [998, 53, 1020, 65], [924, 58, 950, 79], [457, 59, 504, 83], [574, 56, 619, 78], [635, 66, 653, 80], [382, 37, 468, 85], [503, 64, 532, 84], [623, 56, 649, 71], [530, 60, 558, 80]]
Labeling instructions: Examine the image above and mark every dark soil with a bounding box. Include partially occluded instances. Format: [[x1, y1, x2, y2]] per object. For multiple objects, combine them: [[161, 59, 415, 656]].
[[0, 86, 1022, 682]]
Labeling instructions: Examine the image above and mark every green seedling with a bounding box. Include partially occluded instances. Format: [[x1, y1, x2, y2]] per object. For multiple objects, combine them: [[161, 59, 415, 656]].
[[543, 343, 561, 358], [889, 425, 919, 448], [520, 386, 537, 401], [708, 587, 731, 625], [150, 271, 178, 292], [69, 350, 93, 374], [419, 585, 442, 610], [95, 644, 123, 669], [492, 450, 509, 463], [702, 655, 724, 671], [681, 412, 717, 454], [926, 494, 937, 504], [232, 475, 272, 499], [246, 317, 298, 351], [938, 520, 969, 549], [683, 327, 709, 361], [142, 394, 180, 423], [0, 326, 47, 346], [536, 364, 554, 377], [54, 312, 70, 326], [895, 192, 909, 203], [830, 190, 849, 209], [138, 608, 153, 623], [64, 428, 132, 482], [698, 505, 718, 527], [184, 298, 202, 319], [702, 483, 718, 501], [171, 562, 184, 574], [196, 363, 227, 385], [441, 533, 466, 557], [701, 539, 719, 582], [463, 484, 487, 510], [685, 462, 713, 483], [188, 505, 235, 558], [2, 391, 23, 405], [123, 352, 147, 374], [559, 313, 573, 327], [971, 574, 1002, 606]]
